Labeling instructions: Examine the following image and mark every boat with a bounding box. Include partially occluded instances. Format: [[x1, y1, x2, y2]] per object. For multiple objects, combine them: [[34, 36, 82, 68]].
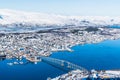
[[0, 54, 6, 58]]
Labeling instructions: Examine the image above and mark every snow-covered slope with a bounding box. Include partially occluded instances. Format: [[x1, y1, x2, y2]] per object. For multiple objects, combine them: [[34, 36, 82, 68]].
[[0, 9, 120, 27]]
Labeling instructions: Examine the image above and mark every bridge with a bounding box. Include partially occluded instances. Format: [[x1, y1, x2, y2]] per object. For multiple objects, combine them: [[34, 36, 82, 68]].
[[40, 56, 88, 73]]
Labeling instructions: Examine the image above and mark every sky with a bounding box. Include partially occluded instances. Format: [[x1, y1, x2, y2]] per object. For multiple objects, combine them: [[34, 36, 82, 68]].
[[0, 0, 120, 16]]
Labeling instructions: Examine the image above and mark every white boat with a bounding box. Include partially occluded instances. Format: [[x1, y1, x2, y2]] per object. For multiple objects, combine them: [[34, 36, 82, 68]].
[[7, 63, 13, 66]]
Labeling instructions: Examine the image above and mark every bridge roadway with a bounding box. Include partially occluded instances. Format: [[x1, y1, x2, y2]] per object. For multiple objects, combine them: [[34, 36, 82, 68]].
[[40, 56, 88, 73]]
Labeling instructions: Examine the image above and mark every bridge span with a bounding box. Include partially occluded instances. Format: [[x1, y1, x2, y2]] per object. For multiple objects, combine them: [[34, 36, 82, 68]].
[[40, 56, 88, 73]]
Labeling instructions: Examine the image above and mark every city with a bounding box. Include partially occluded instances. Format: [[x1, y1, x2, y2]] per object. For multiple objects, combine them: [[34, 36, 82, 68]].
[[1, 0, 120, 80], [0, 26, 120, 80]]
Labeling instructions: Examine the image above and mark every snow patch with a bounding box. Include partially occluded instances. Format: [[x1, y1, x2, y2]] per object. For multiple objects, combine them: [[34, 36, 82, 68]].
[[0, 9, 120, 27]]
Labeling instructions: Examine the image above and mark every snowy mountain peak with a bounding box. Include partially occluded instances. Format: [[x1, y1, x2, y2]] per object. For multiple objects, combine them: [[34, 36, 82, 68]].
[[0, 9, 120, 27]]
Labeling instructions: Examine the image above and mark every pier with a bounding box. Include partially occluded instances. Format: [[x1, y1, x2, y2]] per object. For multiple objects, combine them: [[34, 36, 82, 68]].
[[26, 57, 40, 62]]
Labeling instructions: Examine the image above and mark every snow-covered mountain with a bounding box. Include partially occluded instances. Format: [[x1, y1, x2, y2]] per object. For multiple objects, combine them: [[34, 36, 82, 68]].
[[0, 9, 120, 27]]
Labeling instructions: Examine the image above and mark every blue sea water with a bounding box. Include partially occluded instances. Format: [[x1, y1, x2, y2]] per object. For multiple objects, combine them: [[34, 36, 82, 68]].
[[0, 39, 120, 80], [51, 39, 120, 70], [108, 25, 120, 28]]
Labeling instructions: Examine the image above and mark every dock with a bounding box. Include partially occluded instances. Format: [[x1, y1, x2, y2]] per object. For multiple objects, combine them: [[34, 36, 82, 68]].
[[26, 57, 41, 62]]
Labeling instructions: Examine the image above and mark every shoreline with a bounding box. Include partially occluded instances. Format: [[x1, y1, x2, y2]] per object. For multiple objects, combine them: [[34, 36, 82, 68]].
[[1, 27, 120, 62]]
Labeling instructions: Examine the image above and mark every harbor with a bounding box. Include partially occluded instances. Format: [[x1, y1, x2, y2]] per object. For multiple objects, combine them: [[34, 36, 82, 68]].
[[1, 53, 120, 80]]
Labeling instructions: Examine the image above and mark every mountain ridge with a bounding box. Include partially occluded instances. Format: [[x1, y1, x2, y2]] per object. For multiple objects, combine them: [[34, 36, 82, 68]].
[[0, 9, 120, 27]]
